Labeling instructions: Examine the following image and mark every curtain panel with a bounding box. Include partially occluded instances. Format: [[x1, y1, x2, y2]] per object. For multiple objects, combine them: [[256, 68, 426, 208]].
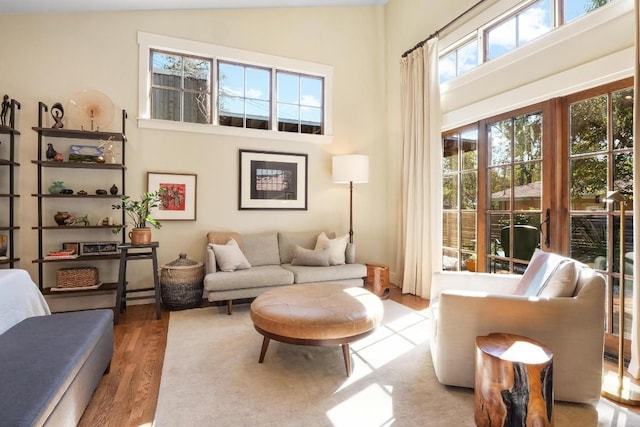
[[397, 38, 443, 297]]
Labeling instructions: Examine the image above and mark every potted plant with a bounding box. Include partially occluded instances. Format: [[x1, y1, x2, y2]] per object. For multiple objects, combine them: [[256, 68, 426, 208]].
[[112, 189, 164, 245], [466, 254, 477, 272]]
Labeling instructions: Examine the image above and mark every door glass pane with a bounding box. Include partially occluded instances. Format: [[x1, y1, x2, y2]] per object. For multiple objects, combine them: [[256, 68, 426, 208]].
[[489, 120, 512, 166], [461, 171, 477, 210], [613, 88, 634, 150], [461, 129, 478, 170], [570, 95, 607, 155], [513, 162, 542, 210], [461, 212, 477, 252], [514, 113, 542, 162], [570, 215, 607, 266], [442, 135, 459, 172], [442, 212, 459, 250], [489, 214, 510, 273], [570, 155, 607, 210], [443, 248, 459, 271], [614, 152, 633, 194], [612, 214, 634, 275], [443, 175, 458, 209], [489, 166, 511, 210]]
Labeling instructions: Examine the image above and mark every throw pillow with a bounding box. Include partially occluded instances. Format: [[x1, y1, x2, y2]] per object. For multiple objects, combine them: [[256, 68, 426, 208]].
[[514, 249, 575, 296], [211, 239, 251, 272], [537, 260, 577, 297], [314, 232, 349, 266], [291, 246, 330, 267]]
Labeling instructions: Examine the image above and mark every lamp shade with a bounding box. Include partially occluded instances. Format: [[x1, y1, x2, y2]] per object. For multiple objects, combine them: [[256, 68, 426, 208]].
[[332, 155, 369, 184]]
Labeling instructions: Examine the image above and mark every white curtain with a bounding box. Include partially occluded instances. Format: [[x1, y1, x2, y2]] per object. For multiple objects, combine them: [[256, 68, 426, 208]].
[[627, 0, 640, 379], [397, 38, 443, 298]]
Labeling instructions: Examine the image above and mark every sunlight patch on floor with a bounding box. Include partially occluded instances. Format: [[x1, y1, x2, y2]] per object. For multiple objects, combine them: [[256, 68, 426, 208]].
[[327, 383, 395, 427]]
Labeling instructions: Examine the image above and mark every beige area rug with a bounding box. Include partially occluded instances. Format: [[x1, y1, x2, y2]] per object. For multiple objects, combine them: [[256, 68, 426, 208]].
[[155, 300, 640, 427]]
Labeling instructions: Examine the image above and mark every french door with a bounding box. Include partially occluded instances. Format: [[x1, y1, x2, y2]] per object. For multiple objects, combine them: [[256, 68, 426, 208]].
[[442, 78, 634, 357]]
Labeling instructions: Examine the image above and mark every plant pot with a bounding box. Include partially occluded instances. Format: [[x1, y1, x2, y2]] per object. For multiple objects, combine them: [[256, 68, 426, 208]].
[[129, 227, 151, 245], [466, 260, 476, 272]]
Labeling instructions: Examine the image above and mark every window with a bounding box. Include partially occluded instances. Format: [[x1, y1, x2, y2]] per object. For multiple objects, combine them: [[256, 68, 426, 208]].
[[438, 0, 610, 83], [218, 61, 271, 130], [151, 50, 212, 124], [138, 32, 333, 143]]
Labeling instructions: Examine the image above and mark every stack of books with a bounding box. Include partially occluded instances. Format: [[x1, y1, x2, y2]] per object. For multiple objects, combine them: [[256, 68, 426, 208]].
[[44, 249, 79, 260]]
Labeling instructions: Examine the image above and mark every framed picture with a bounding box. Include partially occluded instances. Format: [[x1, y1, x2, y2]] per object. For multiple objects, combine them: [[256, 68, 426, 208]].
[[239, 150, 307, 210], [147, 172, 197, 220]]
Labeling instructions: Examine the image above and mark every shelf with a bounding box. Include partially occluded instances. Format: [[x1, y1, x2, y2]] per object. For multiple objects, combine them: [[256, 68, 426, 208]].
[[0, 125, 20, 135], [42, 282, 118, 296], [32, 193, 122, 198], [31, 127, 124, 141], [0, 194, 19, 198], [0, 159, 20, 166], [0, 226, 19, 231], [31, 160, 125, 170], [0, 257, 20, 265], [33, 254, 121, 263], [32, 225, 121, 230]]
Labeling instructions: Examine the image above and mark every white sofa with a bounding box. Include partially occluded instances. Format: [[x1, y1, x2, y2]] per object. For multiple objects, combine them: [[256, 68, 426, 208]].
[[205, 230, 367, 314], [428, 258, 605, 405]]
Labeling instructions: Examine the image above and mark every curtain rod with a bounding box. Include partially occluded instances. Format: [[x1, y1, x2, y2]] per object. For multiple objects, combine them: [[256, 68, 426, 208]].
[[401, 0, 488, 58]]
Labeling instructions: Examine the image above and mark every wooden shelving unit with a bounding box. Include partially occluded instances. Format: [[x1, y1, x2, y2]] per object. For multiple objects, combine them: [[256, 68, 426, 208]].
[[0, 99, 21, 268]]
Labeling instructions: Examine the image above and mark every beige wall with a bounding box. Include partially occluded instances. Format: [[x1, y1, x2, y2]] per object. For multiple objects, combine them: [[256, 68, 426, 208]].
[[0, 7, 387, 310]]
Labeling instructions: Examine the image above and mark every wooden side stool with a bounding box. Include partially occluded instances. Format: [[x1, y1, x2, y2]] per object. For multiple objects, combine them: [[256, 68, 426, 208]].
[[366, 262, 390, 299], [475, 332, 554, 427], [114, 242, 161, 324]]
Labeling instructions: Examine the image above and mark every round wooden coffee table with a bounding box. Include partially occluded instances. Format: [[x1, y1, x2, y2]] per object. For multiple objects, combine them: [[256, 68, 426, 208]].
[[250, 283, 384, 376]]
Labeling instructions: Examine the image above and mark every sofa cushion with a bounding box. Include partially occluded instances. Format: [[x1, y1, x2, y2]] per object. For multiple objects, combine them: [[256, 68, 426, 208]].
[[514, 249, 575, 296], [291, 246, 330, 267], [278, 231, 335, 264], [315, 232, 349, 265], [211, 239, 251, 272], [204, 265, 294, 291], [242, 232, 280, 266], [208, 231, 243, 247], [282, 262, 367, 284], [0, 310, 113, 427]]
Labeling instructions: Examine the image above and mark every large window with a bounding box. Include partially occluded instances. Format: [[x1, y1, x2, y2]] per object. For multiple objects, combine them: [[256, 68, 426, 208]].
[[138, 32, 333, 143]]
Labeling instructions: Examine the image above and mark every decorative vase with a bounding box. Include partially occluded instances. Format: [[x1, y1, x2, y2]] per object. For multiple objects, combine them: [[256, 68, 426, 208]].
[[54, 211, 70, 226], [48, 181, 65, 194], [129, 227, 151, 245], [110, 184, 118, 195]]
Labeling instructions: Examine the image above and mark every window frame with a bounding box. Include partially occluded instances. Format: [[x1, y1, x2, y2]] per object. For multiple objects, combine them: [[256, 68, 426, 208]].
[[138, 31, 333, 144]]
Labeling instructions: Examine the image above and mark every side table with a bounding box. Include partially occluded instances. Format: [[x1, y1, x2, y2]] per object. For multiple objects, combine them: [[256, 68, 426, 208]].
[[365, 262, 390, 299], [114, 242, 161, 324], [475, 332, 554, 427]]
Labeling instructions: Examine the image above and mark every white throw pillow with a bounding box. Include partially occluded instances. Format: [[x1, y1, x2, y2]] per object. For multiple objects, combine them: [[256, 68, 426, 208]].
[[314, 232, 348, 266], [211, 239, 251, 272], [291, 246, 330, 267], [537, 261, 577, 297]]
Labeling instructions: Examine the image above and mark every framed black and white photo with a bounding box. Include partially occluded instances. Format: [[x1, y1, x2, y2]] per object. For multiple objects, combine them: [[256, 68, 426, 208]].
[[239, 150, 308, 210]]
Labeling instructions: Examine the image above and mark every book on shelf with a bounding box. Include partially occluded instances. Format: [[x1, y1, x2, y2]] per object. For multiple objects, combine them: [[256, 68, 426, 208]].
[[44, 249, 79, 260]]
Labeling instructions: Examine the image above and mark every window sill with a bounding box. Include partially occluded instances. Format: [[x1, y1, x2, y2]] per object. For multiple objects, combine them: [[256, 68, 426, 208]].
[[137, 118, 332, 144]]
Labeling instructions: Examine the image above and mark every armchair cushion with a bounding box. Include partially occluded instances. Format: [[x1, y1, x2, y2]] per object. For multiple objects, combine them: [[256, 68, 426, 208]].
[[514, 249, 575, 296]]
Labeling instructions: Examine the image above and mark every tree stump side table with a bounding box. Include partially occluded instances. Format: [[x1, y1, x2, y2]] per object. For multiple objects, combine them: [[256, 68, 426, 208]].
[[475, 333, 554, 427], [365, 262, 390, 299]]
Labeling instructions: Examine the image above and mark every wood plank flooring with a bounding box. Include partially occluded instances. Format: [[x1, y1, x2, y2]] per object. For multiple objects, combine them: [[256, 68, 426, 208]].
[[78, 284, 640, 426]]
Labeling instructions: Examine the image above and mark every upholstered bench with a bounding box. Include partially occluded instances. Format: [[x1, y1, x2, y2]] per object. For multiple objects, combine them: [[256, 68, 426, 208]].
[[250, 283, 384, 376]]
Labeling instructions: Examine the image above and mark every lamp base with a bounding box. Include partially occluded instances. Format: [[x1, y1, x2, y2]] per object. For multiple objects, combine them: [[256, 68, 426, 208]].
[[602, 371, 640, 405]]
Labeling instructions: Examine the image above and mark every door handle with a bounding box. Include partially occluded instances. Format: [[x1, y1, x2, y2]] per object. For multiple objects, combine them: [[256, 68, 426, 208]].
[[538, 208, 551, 248]]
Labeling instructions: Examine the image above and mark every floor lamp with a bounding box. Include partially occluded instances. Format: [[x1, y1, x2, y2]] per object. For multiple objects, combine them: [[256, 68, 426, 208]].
[[601, 190, 640, 405], [332, 155, 369, 244]]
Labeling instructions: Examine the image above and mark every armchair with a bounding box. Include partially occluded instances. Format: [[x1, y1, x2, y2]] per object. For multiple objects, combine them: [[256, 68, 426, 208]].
[[428, 262, 605, 405]]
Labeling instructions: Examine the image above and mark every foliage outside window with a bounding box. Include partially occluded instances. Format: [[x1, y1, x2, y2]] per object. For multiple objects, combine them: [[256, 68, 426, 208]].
[[151, 50, 212, 124], [438, 0, 611, 84], [442, 127, 478, 271]]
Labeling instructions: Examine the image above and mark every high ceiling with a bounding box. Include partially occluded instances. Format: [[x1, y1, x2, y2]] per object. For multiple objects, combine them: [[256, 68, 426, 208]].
[[0, 0, 387, 14]]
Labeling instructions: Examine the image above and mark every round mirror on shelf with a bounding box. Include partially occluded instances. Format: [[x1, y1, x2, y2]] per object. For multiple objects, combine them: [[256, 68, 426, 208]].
[[66, 89, 115, 131]]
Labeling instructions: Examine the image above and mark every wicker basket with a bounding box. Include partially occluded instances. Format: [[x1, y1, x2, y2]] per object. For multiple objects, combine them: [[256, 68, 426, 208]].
[[56, 267, 99, 288], [160, 253, 204, 310]]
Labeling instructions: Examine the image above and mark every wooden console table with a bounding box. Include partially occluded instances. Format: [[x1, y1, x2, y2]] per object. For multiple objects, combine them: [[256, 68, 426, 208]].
[[475, 332, 554, 427]]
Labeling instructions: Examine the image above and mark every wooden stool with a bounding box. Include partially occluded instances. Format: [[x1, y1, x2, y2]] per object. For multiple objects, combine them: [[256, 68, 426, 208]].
[[114, 242, 161, 324], [475, 333, 554, 427], [366, 262, 390, 298]]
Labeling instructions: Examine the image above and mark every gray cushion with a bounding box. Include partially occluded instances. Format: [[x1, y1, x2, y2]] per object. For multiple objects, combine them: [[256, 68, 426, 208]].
[[291, 246, 330, 266], [204, 265, 294, 291], [0, 310, 113, 427], [242, 232, 280, 266], [282, 262, 367, 284], [278, 231, 335, 264]]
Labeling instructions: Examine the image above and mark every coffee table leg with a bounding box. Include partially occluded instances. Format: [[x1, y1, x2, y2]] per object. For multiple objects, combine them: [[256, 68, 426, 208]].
[[259, 336, 271, 363], [342, 343, 351, 376]]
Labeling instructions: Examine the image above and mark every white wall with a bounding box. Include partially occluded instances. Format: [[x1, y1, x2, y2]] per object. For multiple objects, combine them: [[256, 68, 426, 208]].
[[0, 7, 387, 310]]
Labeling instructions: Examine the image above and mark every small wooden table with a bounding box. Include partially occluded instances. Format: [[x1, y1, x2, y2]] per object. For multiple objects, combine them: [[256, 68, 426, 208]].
[[114, 242, 161, 324], [366, 262, 390, 298], [475, 333, 554, 427]]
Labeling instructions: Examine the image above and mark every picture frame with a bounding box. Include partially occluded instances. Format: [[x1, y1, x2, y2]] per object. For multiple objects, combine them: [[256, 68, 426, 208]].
[[147, 172, 197, 220], [239, 150, 307, 210]]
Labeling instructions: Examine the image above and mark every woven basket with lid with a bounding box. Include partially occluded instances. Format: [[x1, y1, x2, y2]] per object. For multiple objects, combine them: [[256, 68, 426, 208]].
[[160, 252, 204, 310]]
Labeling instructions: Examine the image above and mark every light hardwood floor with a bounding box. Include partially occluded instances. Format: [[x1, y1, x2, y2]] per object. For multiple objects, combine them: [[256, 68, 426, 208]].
[[78, 284, 640, 426]]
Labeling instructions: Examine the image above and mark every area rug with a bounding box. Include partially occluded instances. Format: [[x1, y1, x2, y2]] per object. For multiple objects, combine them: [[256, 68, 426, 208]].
[[155, 300, 640, 426]]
